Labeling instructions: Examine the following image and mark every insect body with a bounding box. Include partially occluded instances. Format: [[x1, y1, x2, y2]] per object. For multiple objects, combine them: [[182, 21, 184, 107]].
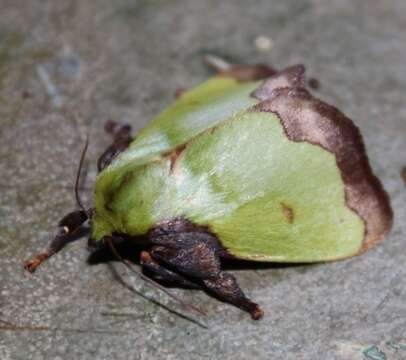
[[25, 63, 393, 319]]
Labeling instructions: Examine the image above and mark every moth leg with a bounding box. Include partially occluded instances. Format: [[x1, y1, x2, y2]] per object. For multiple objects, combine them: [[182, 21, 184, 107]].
[[24, 209, 88, 273], [140, 251, 200, 289], [97, 120, 134, 172], [202, 272, 263, 320], [150, 236, 263, 320]]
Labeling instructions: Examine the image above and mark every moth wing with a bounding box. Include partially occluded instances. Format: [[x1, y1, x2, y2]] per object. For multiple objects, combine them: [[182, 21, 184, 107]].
[[109, 77, 260, 170], [174, 109, 364, 262]]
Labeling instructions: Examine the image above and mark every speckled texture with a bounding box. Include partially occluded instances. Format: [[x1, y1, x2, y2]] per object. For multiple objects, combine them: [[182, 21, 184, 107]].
[[0, 1, 405, 359]]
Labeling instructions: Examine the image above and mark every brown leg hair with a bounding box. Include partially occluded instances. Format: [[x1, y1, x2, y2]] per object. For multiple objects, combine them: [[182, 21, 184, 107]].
[[24, 209, 89, 273], [148, 228, 264, 320], [140, 251, 200, 289]]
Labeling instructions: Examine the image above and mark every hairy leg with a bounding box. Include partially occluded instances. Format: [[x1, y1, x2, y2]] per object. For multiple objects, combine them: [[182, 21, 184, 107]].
[[150, 232, 263, 319], [97, 120, 134, 172], [24, 209, 88, 273], [202, 272, 263, 320], [140, 251, 200, 289]]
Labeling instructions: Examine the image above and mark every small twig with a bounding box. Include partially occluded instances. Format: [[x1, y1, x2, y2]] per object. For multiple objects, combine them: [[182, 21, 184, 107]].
[[203, 54, 232, 72], [0, 320, 126, 334], [0, 325, 126, 335], [375, 292, 391, 312], [37, 64, 63, 107], [0, 323, 51, 331]]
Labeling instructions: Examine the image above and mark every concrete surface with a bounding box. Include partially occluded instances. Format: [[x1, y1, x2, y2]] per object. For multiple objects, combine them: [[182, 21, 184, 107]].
[[0, 0, 405, 359]]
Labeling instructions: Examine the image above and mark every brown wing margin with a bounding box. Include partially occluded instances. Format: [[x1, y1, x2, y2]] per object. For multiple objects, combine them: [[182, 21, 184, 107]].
[[251, 84, 393, 253]]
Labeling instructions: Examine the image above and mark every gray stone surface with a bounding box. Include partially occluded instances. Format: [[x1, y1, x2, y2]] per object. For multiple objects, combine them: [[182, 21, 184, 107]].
[[0, 1, 405, 359]]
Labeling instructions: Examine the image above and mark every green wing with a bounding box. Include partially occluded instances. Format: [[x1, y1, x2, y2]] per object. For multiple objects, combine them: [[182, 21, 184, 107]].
[[108, 77, 260, 170], [94, 107, 365, 262], [93, 76, 261, 239], [179, 110, 365, 261]]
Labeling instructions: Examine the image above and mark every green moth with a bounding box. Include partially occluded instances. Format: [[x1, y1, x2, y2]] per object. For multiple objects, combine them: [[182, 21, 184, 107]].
[[25, 63, 393, 320]]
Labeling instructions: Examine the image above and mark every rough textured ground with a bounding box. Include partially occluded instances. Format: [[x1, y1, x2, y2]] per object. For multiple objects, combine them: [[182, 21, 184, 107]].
[[1, 1, 405, 359]]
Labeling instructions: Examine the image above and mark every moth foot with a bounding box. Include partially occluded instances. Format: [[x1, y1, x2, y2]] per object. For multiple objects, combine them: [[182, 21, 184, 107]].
[[23, 253, 50, 273], [249, 304, 264, 320]]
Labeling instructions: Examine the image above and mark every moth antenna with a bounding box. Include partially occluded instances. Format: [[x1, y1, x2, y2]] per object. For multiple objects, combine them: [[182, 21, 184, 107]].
[[75, 134, 89, 214], [106, 237, 207, 317]]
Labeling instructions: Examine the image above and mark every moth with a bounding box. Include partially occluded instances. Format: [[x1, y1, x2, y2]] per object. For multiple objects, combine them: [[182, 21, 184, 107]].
[[25, 61, 393, 319]]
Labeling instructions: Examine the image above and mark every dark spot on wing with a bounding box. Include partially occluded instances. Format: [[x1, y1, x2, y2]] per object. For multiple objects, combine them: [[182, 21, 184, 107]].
[[167, 144, 187, 173], [281, 203, 294, 224], [253, 86, 393, 253]]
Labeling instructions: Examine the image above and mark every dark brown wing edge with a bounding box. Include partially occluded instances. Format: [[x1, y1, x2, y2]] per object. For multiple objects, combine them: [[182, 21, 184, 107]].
[[217, 64, 277, 82], [249, 66, 393, 254]]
